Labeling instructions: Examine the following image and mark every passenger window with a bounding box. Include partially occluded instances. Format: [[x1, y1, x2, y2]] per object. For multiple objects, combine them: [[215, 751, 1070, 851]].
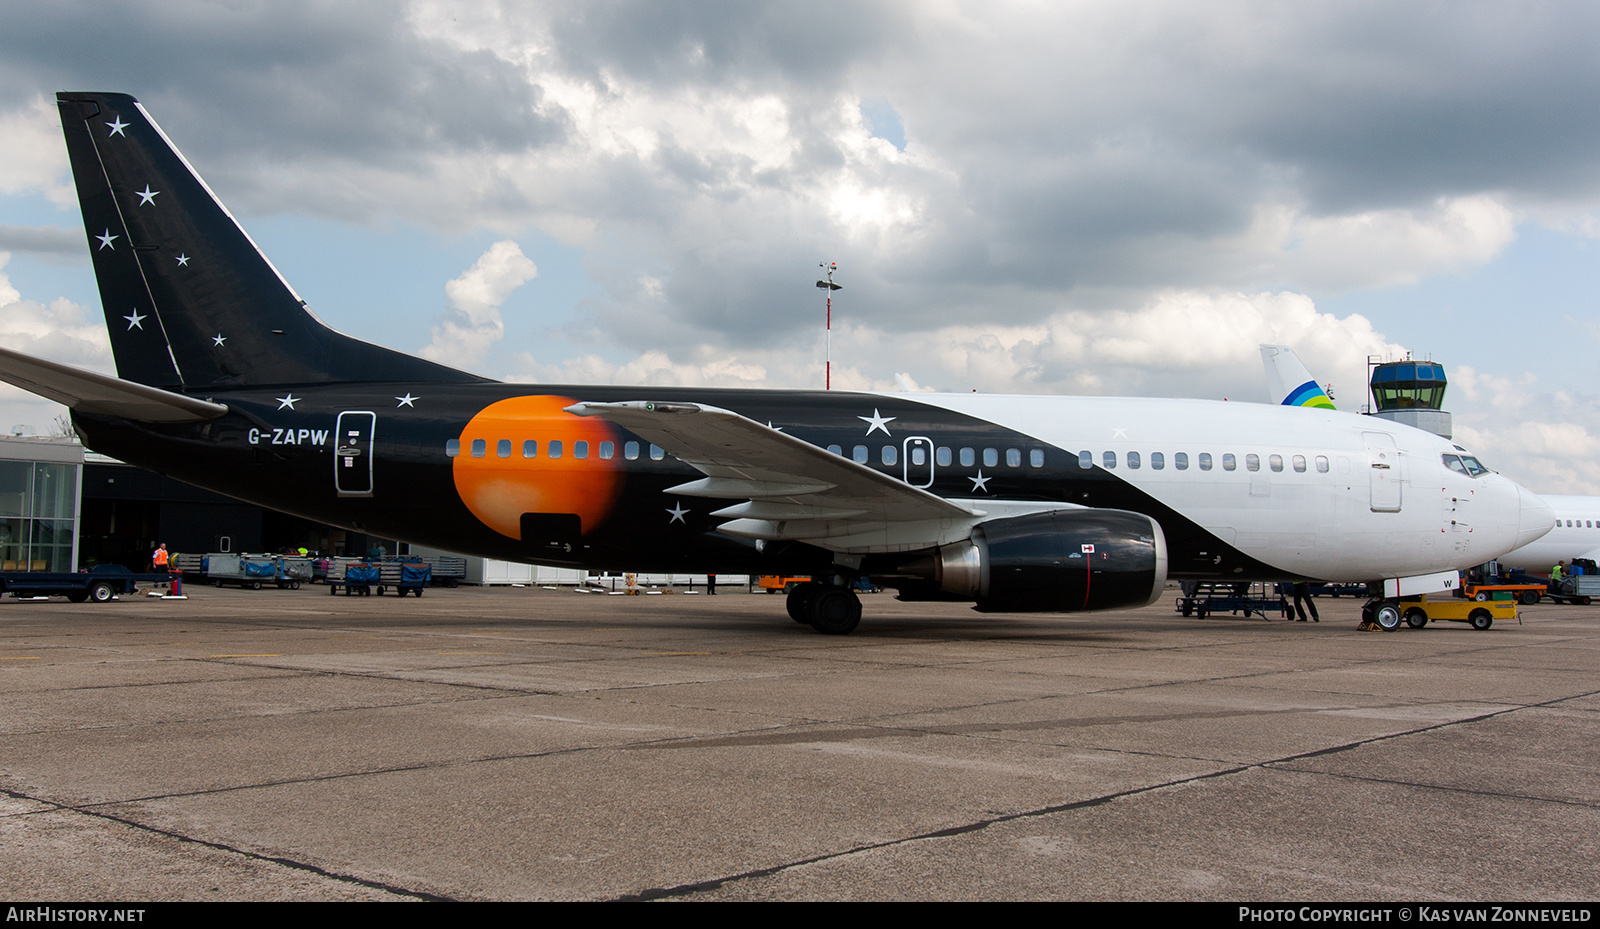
[[911, 446, 927, 466], [1292, 455, 1306, 473], [1006, 448, 1021, 467], [497, 439, 511, 458], [937, 447, 952, 467], [1128, 451, 1141, 469], [574, 440, 589, 460], [599, 441, 614, 460], [1174, 452, 1188, 471], [1269, 454, 1283, 472], [1150, 452, 1164, 470], [624, 441, 639, 460], [1079, 450, 1094, 469], [650, 444, 665, 461], [960, 447, 975, 467], [1315, 456, 1329, 473], [983, 448, 999, 468], [1222, 453, 1236, 471], [1245, 454, 1260, 472], [853, 445, 869, 464], [1103, 451, 1117, 469], [1198, 453, 1212, 471], [1030, 449, 1044, 468], [548, 440, 563, 459], [445, 439, 460, 458], [523, 440, 538, 459], [882, 446, 897, 466], [471, 438, 486, 458], [828, 444, 843, 456]]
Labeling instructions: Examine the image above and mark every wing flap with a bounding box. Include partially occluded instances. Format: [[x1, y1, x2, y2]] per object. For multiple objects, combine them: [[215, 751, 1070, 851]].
[[566, 400, 977, 549]]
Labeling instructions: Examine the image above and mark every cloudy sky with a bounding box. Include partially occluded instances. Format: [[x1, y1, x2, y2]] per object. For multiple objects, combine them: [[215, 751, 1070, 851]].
[[2, 1, 1598, 493]]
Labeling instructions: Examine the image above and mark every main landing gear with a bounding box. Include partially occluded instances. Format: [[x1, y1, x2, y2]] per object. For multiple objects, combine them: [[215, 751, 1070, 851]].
[[785, 581, 863, 635]]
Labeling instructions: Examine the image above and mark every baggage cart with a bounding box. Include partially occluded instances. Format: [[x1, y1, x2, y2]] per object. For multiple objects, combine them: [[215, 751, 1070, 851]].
[[329, 562, 381, 596]]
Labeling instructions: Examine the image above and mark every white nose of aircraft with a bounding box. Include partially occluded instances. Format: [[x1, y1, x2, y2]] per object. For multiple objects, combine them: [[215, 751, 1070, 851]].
[[1514, 483, 1557, 550]]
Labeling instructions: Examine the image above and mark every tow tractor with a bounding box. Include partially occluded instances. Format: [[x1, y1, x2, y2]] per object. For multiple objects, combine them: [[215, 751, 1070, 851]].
[[1395, 593, 1514, 631]]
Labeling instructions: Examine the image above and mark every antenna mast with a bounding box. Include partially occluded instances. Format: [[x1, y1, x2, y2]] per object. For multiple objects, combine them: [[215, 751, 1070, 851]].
[[815, 263, 841, 389]]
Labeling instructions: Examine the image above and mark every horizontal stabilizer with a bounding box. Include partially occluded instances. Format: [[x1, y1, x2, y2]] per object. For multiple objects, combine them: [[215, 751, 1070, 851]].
[[0, 345, 227, 423]]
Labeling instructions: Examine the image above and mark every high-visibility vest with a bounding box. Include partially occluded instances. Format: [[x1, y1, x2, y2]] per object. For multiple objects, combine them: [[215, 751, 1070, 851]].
[[153, 549, 168, 566]]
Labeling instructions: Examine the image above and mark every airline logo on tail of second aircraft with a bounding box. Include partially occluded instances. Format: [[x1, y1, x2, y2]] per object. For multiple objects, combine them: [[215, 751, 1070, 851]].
[[1282, 379, 1337, 410]]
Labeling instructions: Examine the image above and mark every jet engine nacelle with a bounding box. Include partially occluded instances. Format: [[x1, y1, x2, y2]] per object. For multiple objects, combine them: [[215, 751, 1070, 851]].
[[932, 509, 1168, 613]]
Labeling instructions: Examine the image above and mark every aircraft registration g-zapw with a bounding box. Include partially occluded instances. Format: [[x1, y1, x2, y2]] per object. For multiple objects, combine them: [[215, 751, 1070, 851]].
[[0, 92, 1556, 634]]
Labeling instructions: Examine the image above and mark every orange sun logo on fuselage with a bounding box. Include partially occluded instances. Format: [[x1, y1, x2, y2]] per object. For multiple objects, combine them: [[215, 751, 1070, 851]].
[[451, 396, 624, 540]]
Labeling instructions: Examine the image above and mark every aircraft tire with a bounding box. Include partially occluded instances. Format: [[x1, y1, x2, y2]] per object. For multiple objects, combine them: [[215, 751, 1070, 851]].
[[808, 587, 862, 635], [1373, 603, 1402, 632], [786, 582, 820, 623], [1469, 609, 1493, 631], [1404, 608, 1428, 629]]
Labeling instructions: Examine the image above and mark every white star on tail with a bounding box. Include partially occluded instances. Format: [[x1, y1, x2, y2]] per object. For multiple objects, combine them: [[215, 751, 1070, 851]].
[[858, 408, 896, 436], [106, 116, 128, 137], [276, 394, 299, 410], [395, 394, 418, 408], [123, 310, 146, 330], [969, 469, 991, 492], [96, 229, 118, 250], [136, 185, 159, 206], [175, 254, 190, 266], [213, 334, 226, 347], [666, 501, 689, 524]]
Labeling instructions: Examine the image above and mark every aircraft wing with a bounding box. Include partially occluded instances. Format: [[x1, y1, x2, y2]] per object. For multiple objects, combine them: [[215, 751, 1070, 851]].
[[566, 400, 981, 552], [0, 345, 228, 423]]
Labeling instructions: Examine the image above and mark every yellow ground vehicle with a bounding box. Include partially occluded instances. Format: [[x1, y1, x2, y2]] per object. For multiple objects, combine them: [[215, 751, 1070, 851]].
[[1400, 593, 1515, 631]]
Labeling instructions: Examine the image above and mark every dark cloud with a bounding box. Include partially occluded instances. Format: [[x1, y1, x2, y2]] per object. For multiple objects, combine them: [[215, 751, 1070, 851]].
[[5, 1, 1600, 347], [0, 1, 561, 177], [543, 0, 909, 88]]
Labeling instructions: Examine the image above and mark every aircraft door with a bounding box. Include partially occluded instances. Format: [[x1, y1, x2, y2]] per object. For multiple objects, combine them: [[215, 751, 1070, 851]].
[[1364, 432, 1401, 512], [335, 411, 376, 497], [904, 436, 934, 488]]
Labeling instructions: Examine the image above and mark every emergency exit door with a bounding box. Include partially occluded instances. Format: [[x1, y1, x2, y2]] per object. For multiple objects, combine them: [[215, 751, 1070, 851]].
[[335, 411, 376, 497]]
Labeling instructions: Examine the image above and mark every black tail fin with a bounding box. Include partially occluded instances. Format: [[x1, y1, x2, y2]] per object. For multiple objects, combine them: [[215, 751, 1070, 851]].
[[56, 92, 485, 390]]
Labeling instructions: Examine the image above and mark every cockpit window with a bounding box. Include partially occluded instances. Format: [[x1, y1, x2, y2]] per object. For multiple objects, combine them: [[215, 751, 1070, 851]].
[[1442, 454, 1469, 475], [1443, 453, 1489, 477], [1460, 456, 1488, 476]]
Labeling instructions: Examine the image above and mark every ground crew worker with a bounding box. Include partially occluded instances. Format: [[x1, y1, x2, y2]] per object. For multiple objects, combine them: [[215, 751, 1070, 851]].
[[150, 543, 169, 573], [1291, 582, 1320, 623]]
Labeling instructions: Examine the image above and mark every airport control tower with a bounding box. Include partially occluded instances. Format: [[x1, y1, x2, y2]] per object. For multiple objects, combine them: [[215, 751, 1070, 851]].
[[1368, 357, 1451, 438]]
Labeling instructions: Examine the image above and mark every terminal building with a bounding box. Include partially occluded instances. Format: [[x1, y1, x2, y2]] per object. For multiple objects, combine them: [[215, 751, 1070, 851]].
[[1, 436, 83, 573]]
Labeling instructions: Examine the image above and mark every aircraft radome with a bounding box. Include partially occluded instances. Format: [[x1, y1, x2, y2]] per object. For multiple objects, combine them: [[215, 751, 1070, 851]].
[[0, 92, 1556, 634]]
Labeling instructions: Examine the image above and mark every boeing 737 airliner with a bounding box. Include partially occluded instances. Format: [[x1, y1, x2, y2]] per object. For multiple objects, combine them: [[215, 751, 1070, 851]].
[[0, 93, 1556, 633]]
